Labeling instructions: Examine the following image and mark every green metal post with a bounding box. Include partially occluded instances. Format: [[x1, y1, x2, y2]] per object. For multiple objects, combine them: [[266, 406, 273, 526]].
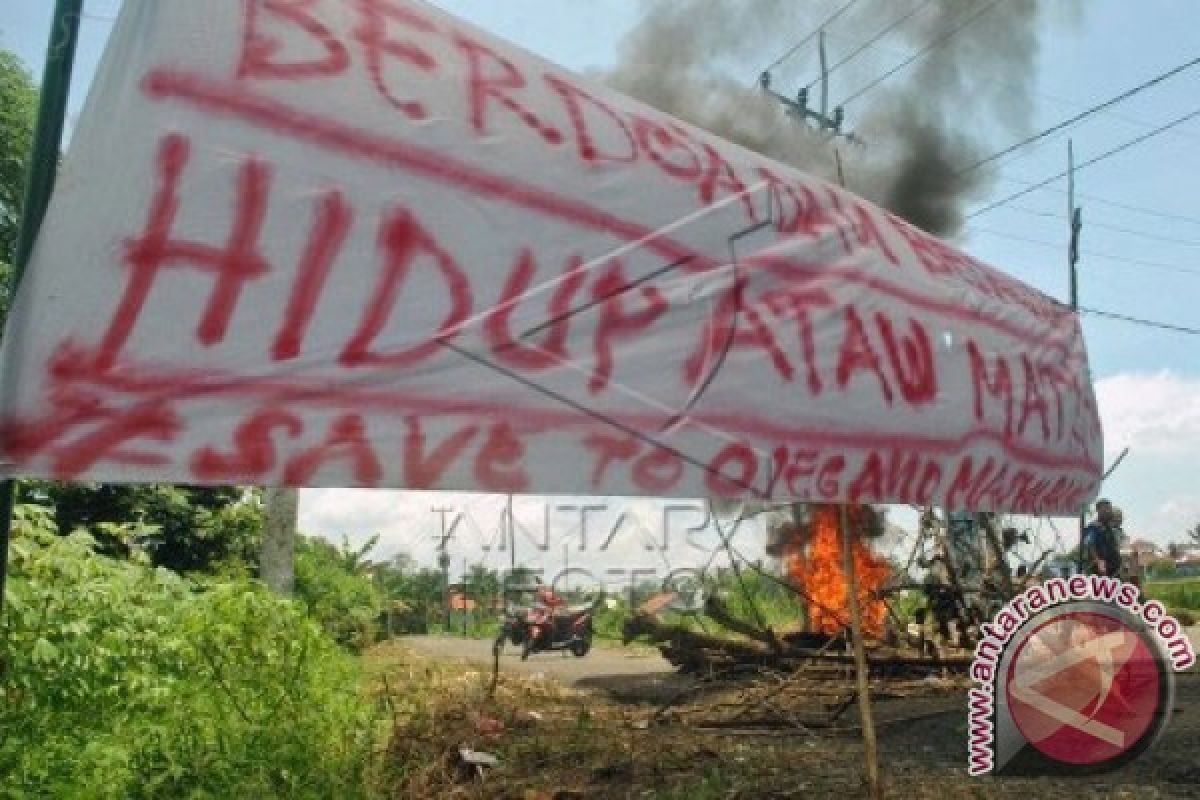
[[0, 0, 84, 616]]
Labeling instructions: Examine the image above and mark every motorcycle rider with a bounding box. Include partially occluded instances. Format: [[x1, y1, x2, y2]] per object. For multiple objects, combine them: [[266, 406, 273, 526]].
[[535, 584, 565, 610]]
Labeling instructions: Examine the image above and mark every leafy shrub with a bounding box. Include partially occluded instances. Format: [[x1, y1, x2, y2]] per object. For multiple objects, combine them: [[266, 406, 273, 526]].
[[294, 535, 384, 650], [0, 505, 378, 799]]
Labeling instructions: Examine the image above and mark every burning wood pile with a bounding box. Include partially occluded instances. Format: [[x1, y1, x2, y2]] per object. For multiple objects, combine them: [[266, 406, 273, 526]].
[[622, 503, 1018, 678]]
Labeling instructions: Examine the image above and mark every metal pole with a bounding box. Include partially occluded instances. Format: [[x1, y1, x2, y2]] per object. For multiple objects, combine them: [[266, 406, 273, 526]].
[[0, 0, 84, 616]]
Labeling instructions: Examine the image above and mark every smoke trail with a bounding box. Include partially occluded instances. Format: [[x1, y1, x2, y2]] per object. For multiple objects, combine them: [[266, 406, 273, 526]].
[[605, 0, 1080, 235]]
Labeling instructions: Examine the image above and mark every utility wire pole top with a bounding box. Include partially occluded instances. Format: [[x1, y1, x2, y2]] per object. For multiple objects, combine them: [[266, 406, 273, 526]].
[[759, 25, 863, 145]]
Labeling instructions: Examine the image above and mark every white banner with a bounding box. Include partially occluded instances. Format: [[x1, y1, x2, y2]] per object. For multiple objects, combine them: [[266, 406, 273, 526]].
[[0, 0, 1102, 513]]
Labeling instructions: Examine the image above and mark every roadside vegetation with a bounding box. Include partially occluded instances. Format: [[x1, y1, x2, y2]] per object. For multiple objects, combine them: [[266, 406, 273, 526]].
[[0, 503, 378, 799], [1145, 577, 1200, 627], [1145, 577, 1200, 610]]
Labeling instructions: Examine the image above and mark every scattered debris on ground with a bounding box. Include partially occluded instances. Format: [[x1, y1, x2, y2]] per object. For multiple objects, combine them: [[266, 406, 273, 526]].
[[366, 641, 1200, 799]]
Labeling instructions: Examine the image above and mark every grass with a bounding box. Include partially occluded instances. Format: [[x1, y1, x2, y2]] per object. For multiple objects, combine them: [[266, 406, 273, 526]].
[[362, 641, 864, 799], [1145, 577, 1200, 612]]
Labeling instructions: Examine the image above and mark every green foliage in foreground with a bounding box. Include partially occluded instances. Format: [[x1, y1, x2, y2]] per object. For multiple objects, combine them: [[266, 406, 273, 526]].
[[0, 505, 378, 799], [1145, 578, 1200, 612], [295, 534, 384, 650], [19, 482, 261, 575]]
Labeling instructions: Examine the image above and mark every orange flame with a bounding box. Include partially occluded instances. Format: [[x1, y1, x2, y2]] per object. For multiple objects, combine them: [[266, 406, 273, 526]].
[[785, 505, 891, 637]]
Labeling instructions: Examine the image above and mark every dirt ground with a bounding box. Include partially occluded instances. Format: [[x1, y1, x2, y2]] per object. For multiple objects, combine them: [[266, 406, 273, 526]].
[[394, 635, 1200, 799]]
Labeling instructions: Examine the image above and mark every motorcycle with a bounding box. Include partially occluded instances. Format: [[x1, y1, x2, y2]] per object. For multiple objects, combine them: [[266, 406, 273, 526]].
[[493, 586, 595, 660]]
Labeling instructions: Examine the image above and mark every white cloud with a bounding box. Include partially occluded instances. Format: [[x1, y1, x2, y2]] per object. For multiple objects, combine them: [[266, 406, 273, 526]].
[[1092, 371, 1200, 545], [1147, 497, 1200, 542], [1095, 371, 1200, 456]]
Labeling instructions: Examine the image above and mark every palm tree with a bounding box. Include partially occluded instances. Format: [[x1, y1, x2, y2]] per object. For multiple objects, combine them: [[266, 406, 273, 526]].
[[338, 533, 380, 575]]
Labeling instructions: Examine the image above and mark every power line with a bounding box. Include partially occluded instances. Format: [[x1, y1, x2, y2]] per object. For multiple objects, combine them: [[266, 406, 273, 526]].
[[821, 28, 1200, 146], [763, 0, 862, 74], [1083, 196, 1200, 229], [1003, 205, 1200, 248], [969, 226, 1200, 276], [993, 176, 1200, 229], [1077, 191, 1200, 228], [802, 0, 938, 92], [839, 0, 1006, 107], [1079, 307, 1200, 336], [967, 105, 1200, 219], [958, 55, 1200, 176]]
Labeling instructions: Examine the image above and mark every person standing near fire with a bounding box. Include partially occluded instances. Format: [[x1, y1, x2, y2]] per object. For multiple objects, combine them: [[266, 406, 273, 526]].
[[1083, 499, 1122, 577]]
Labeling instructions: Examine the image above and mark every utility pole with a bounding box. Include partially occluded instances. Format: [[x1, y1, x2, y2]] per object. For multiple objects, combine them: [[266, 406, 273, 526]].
[[261, 488, 298, 594], [758, 28, 855, 140], [507, 494, 516, 578], [0, 0, 83, 616], [1067, 139, 1088, 573], [818, 29, 830, 121], [1068, 140, 1082, 313], [432, 507, 458, 629]]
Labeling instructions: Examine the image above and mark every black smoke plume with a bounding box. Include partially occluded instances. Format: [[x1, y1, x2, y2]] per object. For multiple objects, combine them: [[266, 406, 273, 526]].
[[605, 0, 1080, 235]]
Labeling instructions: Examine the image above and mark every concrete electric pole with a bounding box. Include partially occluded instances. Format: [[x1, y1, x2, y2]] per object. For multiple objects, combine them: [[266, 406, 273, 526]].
[[262, 488, 298, 595]]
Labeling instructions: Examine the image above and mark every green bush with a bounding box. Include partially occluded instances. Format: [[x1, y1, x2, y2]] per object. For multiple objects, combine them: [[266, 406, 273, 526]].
[[294, 535, 384, 650], [0, 505, 378, 799]]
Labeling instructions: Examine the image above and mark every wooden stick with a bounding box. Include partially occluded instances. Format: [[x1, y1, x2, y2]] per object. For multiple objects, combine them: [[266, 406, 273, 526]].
[[704, 594, 784, 652], [840, 505, 884, 800]]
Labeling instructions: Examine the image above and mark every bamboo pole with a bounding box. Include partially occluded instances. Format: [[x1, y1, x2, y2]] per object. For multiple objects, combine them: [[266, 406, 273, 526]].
[[840, 505, 883, 799], [0, 0, 84, 616]]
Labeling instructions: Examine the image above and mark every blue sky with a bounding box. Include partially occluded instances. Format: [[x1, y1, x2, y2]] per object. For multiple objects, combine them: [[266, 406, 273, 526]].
[[2, 1, 1197, 573]]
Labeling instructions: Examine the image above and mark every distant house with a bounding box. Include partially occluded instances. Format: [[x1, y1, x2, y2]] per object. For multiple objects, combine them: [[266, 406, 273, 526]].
[[1176, 552, 1200, 578], [1121, 539, 1162, 581], [447, 592, 476, 611], [1129, 539, 1161, 558]]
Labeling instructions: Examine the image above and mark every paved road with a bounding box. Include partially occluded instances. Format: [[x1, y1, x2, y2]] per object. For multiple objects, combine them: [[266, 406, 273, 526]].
[[404, 624, 1200, 697], [401, 635, 688, 701]]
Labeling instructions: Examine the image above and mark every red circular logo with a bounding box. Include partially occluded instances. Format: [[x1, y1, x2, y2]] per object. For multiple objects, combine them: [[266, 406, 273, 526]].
[[1005, 611, 1163, 766]]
